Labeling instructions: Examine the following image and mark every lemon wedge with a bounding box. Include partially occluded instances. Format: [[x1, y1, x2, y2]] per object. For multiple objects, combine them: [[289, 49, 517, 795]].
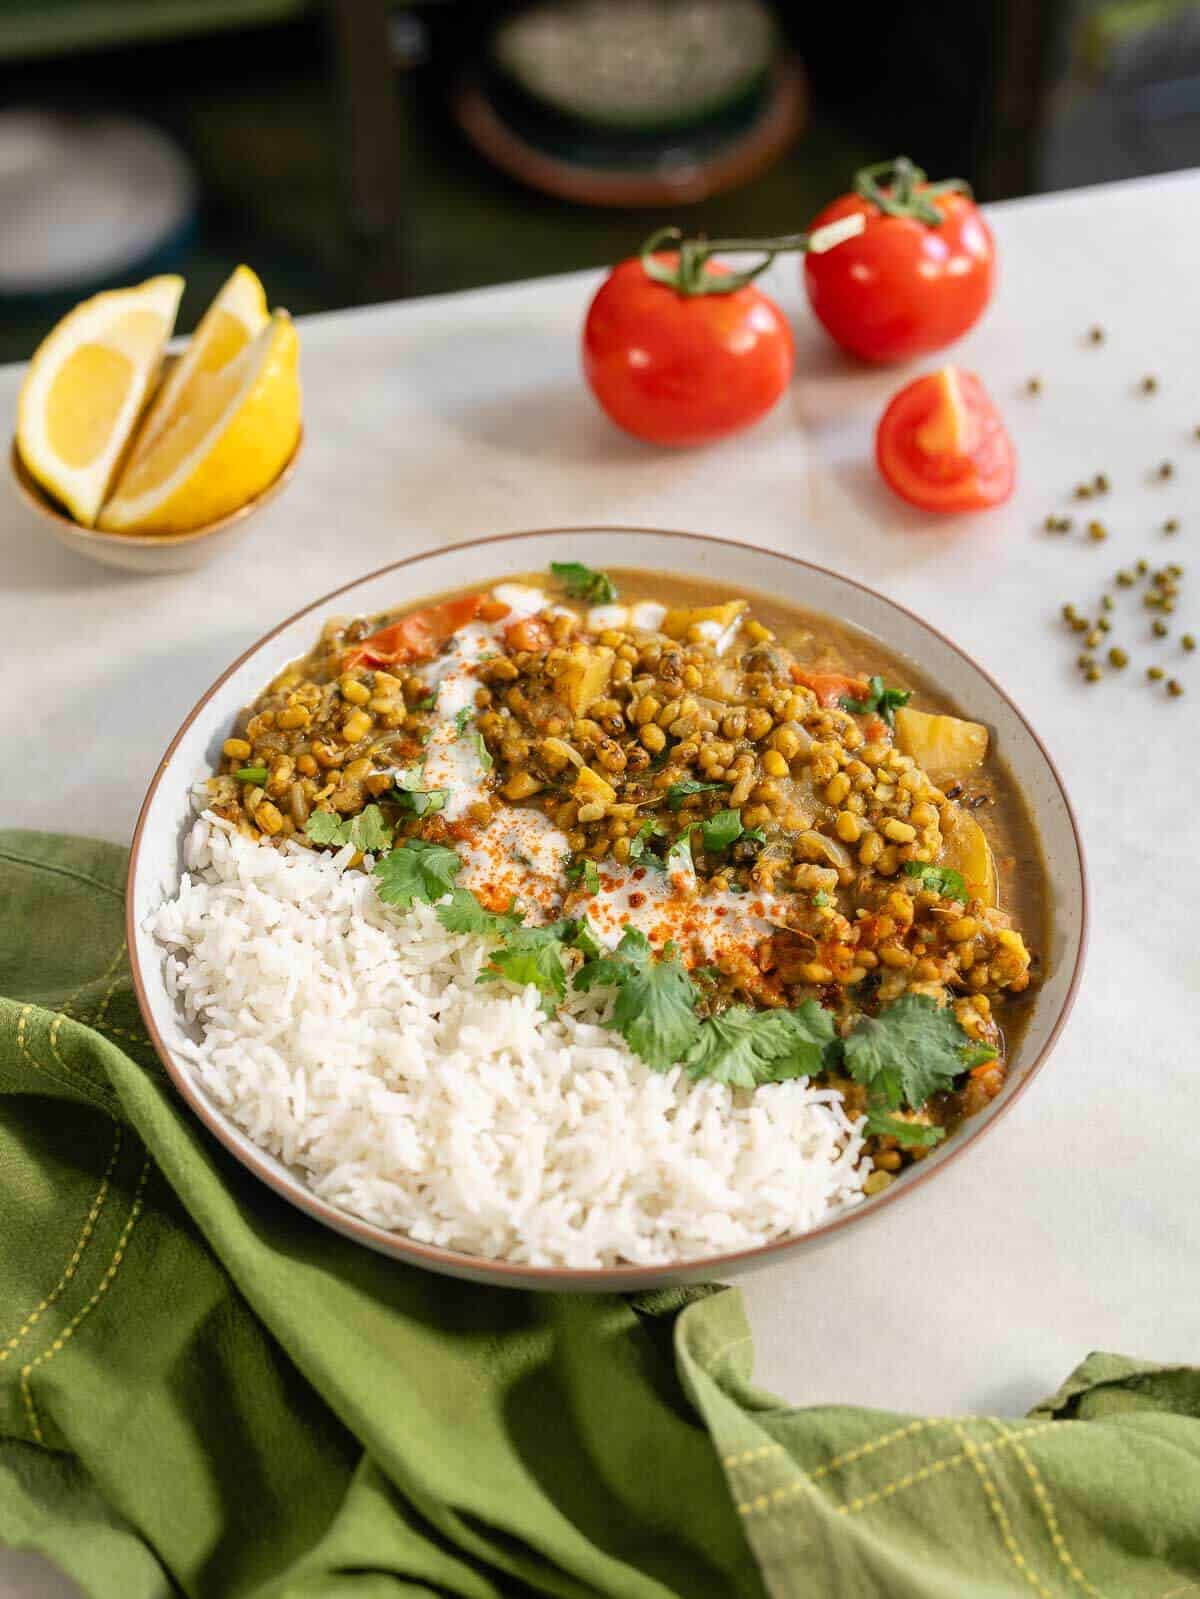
[[125, 264, 269, 470], [16, 275, 183, 526], [97, 311, 301, 535]]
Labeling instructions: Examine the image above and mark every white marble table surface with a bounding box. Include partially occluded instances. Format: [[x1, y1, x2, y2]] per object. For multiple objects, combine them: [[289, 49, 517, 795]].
[[3, 174, 1198, 1512]]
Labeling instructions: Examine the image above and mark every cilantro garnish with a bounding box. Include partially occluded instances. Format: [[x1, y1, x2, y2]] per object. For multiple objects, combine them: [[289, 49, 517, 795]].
[[574, 928, 700, 1071], [565, 855, 601, 894], [665, 831, 695, 874], [436, 889, 524, 937], [372, 839, 461, 908], [481, 928, 571, 1006], [235, 765, 268, 784], [841, 993, 982, 1112], [812, 890, 833, 908], [863, 1107, 946, 1150], [700, 808, 743, 853], [961, 1042, 999, 1069], [740, 827, 767, 848], [666, 779, 728, 812], [446, 708, 494, 772], [627, 819, 667, 870], [413, 694, 437, 712], [903, 861, 967, 901], [392, 767, 450, 818], [481, 915, 594, 1007], [549, 560, 617, 604], [306, 804, 394, 853], [434, 888, 588, 1007], [567, 918, 602, 961], [395, 787, 448, 818], [840, 675, 912, 729], [683, 1001, 837, 1090]]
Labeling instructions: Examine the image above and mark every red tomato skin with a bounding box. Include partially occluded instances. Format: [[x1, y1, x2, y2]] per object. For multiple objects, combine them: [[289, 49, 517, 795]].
[[583, 255, 794, 446], [343, 594, 483, 669], [876, 370, 1015, 514], [803, 191, 995, 364]]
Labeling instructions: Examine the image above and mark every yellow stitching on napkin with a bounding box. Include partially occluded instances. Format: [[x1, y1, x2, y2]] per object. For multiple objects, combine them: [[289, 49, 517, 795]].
[[724, 1444, 783, 1469], [0, 1125, 122, 1363], [60, 941, 126, 1024], [990, 1420, 1106, 1598], [14, 1005, 96, 1102], [97, 1024, 150, 1046], [814, 1422, 1060, 1519], [14, 1004, 116, 1110], [954, 1422, 1054, 1599], [92, 940, 128, 1031], [732, 1426, 1062, 1522], [703, 1333, 752, 1370], [20, 1153, 151, 1447], [725, 1418, 949, 1476], [816, 1417, 947, 1482]]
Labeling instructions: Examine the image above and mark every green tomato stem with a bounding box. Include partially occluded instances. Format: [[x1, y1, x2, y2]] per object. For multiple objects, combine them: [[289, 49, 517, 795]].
[[639, 212, 865, 297], [852, 155, 971, 227]]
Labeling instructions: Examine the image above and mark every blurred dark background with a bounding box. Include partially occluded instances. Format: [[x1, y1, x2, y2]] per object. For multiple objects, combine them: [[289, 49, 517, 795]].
[[1, 0, 1197, 359]]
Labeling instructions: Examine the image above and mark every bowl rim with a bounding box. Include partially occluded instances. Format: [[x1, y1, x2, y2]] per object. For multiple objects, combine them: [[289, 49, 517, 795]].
[[126, 525, 1089, 1284], [9, 425, 304, 548]]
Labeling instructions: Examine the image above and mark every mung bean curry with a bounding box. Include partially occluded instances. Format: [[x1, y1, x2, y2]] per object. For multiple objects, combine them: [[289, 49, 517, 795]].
[[207, 563, 1045, 1187]]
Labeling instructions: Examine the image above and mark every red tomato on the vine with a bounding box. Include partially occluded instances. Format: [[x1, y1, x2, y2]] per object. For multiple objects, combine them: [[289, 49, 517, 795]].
[[876, 366, 1015, 513], [804, 158, 996, 364], [583, 249, 794, 447]]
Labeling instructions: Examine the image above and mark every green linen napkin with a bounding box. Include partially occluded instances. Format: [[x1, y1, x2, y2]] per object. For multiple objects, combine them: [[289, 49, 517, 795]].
[[1, 831, 1198, 1599]]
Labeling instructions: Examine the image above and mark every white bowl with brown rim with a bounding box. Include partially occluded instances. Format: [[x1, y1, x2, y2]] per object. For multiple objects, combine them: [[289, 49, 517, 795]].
[[126, 526, 1088, 1291]]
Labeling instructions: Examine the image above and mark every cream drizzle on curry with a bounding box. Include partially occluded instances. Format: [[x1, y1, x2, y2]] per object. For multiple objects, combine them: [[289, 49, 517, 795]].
[[207, 565, 1046, 1177]]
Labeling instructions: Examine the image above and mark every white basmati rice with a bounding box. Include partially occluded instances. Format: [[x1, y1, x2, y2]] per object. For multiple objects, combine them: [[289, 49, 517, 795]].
[[148, 813, 869, 1267]]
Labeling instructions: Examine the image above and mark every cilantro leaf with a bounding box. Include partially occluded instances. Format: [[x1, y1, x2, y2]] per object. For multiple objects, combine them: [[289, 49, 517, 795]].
[[812, 890, 833, 908], [436, 889, 524, 937], [565, 855, 601, 894], [373, 839, 461, 908], [446, 709, 494, 772], [574, 928, 700, 1070], [903, 861, 967, 901], [960, 1042, 999, 1069], [627, 819, 667, 870], [569, 919, 602, 961], [482, 924, 571, 1006], [740, 827, 767, 848], [549, 560, 617, 604], [666, 830, 695, 874], [701, 808, 743, 852], [666, 779, 728, 812], [842, 993, 978, 1112], [395, 787, 448, 818], [863, 1107, 946, 1149], [684, 1001, 837, 1090], [305, 804, 395, 853], [392, 767, 450, 818], [840, 675, 912, 729]]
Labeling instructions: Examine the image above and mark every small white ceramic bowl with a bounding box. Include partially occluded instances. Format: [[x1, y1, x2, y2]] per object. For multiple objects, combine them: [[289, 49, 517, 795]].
[[127, 527, 1087, 1291], [8, 427, 303, 575]]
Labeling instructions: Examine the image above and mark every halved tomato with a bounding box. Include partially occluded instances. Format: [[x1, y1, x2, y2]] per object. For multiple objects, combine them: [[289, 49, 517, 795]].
[[876, 366, 1015, 513]]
